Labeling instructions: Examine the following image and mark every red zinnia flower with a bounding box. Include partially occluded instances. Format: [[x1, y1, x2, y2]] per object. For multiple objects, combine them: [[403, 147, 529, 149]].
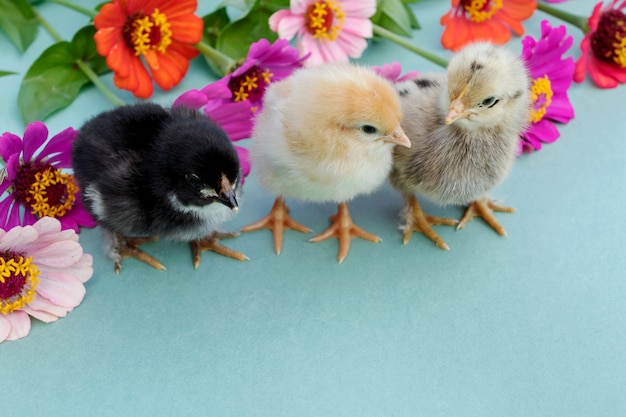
[[440, 0, 537, 51], [574, 0, 626, 88], [94, 0, 203, 98]]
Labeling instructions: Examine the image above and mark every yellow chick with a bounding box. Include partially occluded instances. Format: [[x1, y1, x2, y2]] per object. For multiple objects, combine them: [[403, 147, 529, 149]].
[[242, 62, 411, 262], [390, 42, 530, 249]]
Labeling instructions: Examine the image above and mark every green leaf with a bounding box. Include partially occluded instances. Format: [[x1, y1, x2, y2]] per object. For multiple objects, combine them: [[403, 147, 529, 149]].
[[203, 7, 231, 47], [372, 0, 414, 38], [69, 25, 108, 75], [18, 41, 91, 123], [215, 1, 277, 62], [405, 3, 420, 30], [0, 70, 17, 77], [0, 0, 38, 53]]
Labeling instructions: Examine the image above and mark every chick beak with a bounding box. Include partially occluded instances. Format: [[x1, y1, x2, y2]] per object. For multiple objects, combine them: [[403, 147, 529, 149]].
[[218, 174, 239, 212], [446, 85, 470, 125], [383, 127, 411, 148]]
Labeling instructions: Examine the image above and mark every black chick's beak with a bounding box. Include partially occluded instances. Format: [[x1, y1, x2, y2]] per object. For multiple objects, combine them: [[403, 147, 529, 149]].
[[218, 174, 238, 212]]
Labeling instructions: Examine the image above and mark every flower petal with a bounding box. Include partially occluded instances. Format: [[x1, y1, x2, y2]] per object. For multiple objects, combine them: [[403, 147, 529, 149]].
[[4, 310, 31, 341], [0, 132, 22, 163], [0, 224, 38, 252], [22, 122, 48, 162], [0, 315, 11, 342], [36, 271, 87, 308]]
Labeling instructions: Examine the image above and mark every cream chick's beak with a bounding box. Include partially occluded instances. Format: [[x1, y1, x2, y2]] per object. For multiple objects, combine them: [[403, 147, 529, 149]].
[[382, 126, 411, 148], [445, 84, 471, 125]]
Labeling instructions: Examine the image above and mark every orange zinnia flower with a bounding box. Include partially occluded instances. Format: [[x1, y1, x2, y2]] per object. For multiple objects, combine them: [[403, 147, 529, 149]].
[[94, 0, 203, 98], [440, 0, 537, 51]]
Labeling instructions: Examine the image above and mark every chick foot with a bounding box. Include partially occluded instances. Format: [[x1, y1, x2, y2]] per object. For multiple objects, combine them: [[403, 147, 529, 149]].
[[191, 231, 249, 268], [457, 198, 514, 235], [110, 235, 165, 274], [241, 197, 311, 255], [400, 194, 458, 250], [309, 202, 381, 263]]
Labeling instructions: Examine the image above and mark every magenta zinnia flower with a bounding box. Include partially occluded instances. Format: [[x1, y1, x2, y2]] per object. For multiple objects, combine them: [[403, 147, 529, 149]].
[[574, 0, 626, 88], [371, 62, 419, 83], [519, 20, 575, 153], [0, 217, 93, 343], [0, 123, 97, 232], [269, 0, 376, 66]]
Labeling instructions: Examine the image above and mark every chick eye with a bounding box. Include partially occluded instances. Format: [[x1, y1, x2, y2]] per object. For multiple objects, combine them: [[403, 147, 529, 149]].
[[478, 96, 499, 108], [361, 125, 379, 135], [186, 174, 204, 191]]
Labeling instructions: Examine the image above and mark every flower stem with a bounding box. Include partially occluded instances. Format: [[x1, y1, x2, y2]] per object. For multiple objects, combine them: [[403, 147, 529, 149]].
[[34, 10, 125, 107], [537, 2, 589, 33], [46, 0, 97, 19], [373, 24, 448, 68], [195, 40, 237, 76], [75, 61, 125, 107]]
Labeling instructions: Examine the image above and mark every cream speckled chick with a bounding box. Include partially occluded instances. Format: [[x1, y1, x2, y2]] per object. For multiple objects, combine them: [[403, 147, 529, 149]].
[[242, 62, 411, 262], [390, 42, 530, 249]]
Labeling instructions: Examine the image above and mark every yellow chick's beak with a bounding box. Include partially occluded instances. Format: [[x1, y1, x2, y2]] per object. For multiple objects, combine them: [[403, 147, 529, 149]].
[[383, 127, 411, 148], [445, 84, 470, 125]]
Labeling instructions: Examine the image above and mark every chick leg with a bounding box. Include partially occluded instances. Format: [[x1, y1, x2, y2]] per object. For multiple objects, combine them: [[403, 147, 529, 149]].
[[191, 231, 249, 269], [400, 194, 458, 250], [457, 198, 514, 235], [309, 202, 381, 263], [240, 197, 311, 255], [108, 233, 166, 274]]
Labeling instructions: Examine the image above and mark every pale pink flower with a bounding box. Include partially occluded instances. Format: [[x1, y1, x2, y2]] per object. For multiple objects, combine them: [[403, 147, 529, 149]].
[[0, 217, 93, 343], [371, 62, 419, 83], [269, 0, 376, 66]]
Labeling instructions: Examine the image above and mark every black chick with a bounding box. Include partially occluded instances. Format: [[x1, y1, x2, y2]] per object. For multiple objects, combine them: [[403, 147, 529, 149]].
[[72, 102, 248, 273]]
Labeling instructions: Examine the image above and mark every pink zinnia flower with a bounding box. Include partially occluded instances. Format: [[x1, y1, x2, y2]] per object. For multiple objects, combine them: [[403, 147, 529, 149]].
[[520, 20, 575, 153], [269, 0, 376, 66], [0, 122, 97, 232], [371, 62, 419, 83], [0, 217, 93, 343], [574, 0, 626, 88]]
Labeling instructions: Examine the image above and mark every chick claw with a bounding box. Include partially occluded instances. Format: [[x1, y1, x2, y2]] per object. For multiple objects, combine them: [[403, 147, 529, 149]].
[[401, 194, 458, 250], [309, 202, 381, 263], [458, 199, 514, 235], [113, 236, 166, 274], [191, 231, 249, 269], [240, 197, 311, 255]]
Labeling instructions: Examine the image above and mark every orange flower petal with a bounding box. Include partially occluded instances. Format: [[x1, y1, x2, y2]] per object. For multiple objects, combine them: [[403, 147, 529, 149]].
[[442, 16, 473, 51], [169, 15, 203, 43], [149, 44, 194, 90], [93, 3, 125, 29], [114, 59, 154, 98], [93, 28, 120, 55], [497, 9, 526, 35], [160, 0, 198, 19], [501, 0, 536, 20], [106, 42, 136, 78]]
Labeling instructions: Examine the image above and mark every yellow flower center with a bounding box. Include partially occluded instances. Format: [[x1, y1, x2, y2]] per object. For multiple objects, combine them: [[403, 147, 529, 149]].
[[305, 0, 345, 41], [462, 0, 503, 23], [529, 75, 553, 123], [0, 253, 40, 315], [228, 65, 274, 108], [613, 34, 626, 68], [591, 9, 626, 68], [124, 8, 173, 56], [28, 167, 79, 219]]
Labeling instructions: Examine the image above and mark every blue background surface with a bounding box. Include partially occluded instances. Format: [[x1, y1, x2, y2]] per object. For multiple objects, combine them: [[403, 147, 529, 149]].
[[2, 1, 625, 416]]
